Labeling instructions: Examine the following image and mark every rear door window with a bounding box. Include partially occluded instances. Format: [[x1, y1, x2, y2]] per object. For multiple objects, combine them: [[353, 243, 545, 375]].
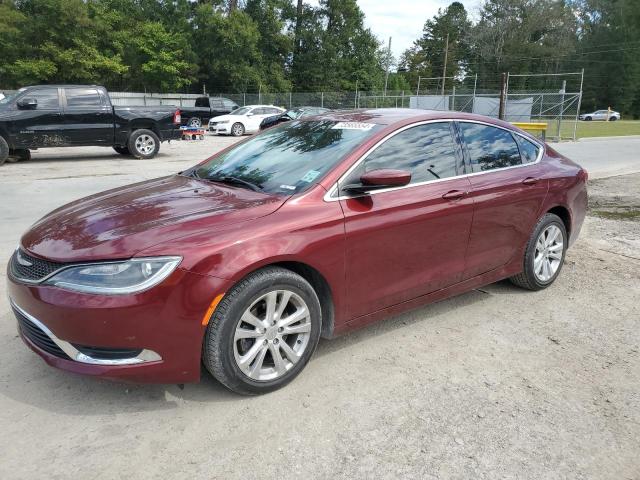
[[515, 135, 541, 164], [195, 97, 210, 108], [65, 88, 103, 108], [459, 123, 522, 172]]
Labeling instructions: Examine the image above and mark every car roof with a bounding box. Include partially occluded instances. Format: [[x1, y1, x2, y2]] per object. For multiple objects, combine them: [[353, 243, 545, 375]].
[[311, 108, 516, 128], [242, 105, 283, 109], [23, 85, 104, 89]]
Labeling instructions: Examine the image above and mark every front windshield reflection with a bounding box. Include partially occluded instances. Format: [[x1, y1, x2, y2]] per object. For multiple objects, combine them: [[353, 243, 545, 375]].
[[194, 120, 380, 195]]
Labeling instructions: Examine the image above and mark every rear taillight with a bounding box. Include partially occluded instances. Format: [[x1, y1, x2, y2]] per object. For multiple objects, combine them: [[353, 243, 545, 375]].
[[173, 110, 181, 125]]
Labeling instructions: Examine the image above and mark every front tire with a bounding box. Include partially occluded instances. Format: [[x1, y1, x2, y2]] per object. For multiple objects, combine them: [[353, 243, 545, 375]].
[[510, 213, 567, 291], [128, 129, 160, 159], [585, 116, 592, 121], [231, 122, 245, 136], [203, 267, 322, 395]]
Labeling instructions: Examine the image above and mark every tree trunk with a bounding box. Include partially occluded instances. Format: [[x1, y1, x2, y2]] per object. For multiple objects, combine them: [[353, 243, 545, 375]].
[[229, 0, 238, 13]]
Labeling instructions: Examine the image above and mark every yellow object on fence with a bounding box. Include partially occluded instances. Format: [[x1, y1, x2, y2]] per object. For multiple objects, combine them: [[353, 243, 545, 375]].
[[512, 122, 548, 141]]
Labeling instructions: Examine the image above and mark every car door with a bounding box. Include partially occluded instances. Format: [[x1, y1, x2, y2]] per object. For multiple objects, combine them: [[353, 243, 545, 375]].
[[10, 87, 64, 148], [244, 107, 270, 132], [62, 87, 113, 145], [338, 121, 474, 319], [457, 121, 549, 280]]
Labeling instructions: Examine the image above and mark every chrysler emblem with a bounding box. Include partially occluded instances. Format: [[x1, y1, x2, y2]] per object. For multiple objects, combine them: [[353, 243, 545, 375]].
[[16, 251, 33, 267]]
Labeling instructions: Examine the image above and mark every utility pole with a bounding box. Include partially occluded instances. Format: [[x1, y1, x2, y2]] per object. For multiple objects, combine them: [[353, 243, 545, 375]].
[[441, 33, 449, 97], [383, 36, 392, 97], [498, 72, 507, 120]]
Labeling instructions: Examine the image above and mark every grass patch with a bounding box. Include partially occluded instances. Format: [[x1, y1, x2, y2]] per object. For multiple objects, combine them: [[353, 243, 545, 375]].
[[559, 120, 640, 139], [591, 209, 640, 220]]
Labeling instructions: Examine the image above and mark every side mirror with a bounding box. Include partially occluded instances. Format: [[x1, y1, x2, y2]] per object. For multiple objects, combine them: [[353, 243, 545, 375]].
[[17, 98, 38, 109], [246, 112, 254, 117], [344, 169, 411, 193]]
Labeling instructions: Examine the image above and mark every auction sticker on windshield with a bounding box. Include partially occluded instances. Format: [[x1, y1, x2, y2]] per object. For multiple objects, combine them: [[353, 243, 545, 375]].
[[331, 122, 375, 130]]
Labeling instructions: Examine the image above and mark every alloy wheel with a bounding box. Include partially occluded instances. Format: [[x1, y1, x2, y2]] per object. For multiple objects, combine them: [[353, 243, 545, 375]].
[[233, 290, 311, 381], [135, 135, 156, 155], [533, 224, 564, 282]]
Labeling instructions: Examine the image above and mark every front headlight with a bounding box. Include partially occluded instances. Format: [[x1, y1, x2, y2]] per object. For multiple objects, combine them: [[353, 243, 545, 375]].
[[44, 256, 181, 295]]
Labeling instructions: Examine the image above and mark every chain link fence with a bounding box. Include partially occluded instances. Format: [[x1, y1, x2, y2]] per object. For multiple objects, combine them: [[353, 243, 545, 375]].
[[1, 72, 584, 140]]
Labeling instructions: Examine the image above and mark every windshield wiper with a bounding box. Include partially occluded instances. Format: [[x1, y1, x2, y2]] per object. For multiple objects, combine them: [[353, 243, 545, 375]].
[[207, 175, 263, 192]]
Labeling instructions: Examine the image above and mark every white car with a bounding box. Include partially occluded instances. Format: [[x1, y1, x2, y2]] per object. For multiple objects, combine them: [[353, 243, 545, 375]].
[[209, 105, 285, 136], [579, 109, 621, 121]]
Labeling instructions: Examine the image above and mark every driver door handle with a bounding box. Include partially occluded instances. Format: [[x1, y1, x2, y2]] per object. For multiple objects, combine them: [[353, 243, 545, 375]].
[[522, 177, 540, 185], [442, 190, 466, 200]]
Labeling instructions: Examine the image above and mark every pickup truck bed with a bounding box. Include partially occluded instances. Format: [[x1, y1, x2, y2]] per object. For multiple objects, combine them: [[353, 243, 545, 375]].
[[0, 85, 181, 165]]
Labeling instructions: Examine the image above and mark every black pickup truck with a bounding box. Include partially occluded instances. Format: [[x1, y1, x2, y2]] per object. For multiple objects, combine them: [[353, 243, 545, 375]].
[[178, 96, 239, 128], [0, 85, 182, 165]]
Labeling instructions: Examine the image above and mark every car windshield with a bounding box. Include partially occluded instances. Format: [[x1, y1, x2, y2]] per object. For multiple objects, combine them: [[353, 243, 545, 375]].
[[0, 91, 18, 105], [191, 120, 381, 195], [231, 107, 251, 116], [285, 109, 305, 119]]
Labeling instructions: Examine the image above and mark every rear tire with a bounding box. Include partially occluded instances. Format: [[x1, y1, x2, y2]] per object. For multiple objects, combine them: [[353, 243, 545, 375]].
[[0, 136, 8, 166], [187, 117, 202, 128], [510, 213, 567, 291], [128, 129, 160, 159], [231, 122, 245, 136], [203, 267, 322, 395]]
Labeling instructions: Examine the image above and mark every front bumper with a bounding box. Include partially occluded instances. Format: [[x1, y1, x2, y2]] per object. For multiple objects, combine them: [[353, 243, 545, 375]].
[[7, 268, 229, 383], [213, 123, 231, 134]]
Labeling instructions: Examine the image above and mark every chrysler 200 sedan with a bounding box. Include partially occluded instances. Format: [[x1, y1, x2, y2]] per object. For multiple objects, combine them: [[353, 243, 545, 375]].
[[7, 109, 588, 395]]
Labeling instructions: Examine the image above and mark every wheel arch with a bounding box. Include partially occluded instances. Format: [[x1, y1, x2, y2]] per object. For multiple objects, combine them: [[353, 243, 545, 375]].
[[128, 120, 160, 138], [546, 205, 572, 240], [225, 258, 336, 339]]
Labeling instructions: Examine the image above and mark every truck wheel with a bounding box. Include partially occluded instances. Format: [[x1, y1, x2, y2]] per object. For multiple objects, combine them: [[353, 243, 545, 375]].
[[231, 122, 245, 136], [113, 146, 130, 155], [0, 136, 9, 166], [128, 129, 160, 159], [188, 117, 202, 128]]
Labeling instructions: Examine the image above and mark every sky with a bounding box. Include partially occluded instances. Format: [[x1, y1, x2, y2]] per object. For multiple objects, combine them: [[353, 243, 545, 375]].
[[311, 0, 480, 61]]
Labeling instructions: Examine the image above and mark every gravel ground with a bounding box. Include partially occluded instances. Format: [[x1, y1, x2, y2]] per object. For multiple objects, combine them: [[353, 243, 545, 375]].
[[0, 136, 638, 479]]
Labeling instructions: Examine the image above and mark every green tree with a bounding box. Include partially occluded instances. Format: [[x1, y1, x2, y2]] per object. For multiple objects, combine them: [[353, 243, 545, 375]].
[[400, 2, 472, 92]]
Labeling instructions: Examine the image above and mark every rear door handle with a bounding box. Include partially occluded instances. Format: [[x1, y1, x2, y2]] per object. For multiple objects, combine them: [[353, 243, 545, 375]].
[[522, 177, 540, 185], [442, 190, 466, 200]]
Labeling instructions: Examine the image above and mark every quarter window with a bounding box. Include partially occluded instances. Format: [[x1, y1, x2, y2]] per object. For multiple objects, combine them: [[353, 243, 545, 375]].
[[515, 136, 541, 164], [25, 89, 59, 109], [65, 88, 102, 107], [356, 122, 461, 185], [459, 123, 522, 172]]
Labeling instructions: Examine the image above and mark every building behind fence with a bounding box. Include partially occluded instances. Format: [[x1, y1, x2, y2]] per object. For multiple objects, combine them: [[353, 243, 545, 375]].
[[1, 72, 584, 140]]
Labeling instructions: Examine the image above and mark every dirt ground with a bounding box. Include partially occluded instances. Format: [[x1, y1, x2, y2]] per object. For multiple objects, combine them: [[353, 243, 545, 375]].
[[0, 141, 638, 479]]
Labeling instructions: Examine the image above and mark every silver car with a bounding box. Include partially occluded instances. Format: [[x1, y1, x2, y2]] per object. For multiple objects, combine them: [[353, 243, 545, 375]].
[[579, 109, 621, 121]]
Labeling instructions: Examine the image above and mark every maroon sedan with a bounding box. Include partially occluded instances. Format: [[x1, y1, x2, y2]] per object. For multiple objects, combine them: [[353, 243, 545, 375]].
[[7, 109, 587, 394]]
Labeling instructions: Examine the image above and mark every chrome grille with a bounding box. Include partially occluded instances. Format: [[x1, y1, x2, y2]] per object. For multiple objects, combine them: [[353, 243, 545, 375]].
[[9, 249, 66, 283]]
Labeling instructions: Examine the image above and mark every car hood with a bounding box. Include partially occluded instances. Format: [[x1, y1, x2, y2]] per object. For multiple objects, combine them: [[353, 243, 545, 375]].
[[21, 175, 286, 262], [210, 114, 243, 122]]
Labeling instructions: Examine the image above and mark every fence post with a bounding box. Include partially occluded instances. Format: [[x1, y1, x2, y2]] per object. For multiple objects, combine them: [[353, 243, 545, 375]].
[[243, 92, 246, 106], [321, 92, 324, 108], [573, 68, 585, 141], [289, 92, 292, 109], [498, 73, 507, 120], [451, 86, 456, 111]]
